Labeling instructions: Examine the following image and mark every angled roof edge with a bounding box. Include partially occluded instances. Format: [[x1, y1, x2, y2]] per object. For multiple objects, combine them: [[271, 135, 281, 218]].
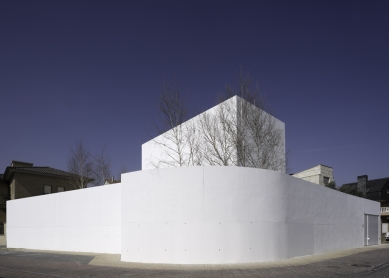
[[142, 94, 284, 145], [2, 166, 84, 182], [342, 177, 389, 193], [293, 164, 333, 175]]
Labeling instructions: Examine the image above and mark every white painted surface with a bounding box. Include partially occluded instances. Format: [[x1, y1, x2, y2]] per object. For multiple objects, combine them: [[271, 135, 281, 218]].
[[142, 98, 227, 170], [121, 166, 379, 264], [142, 96, 286, 170], [7, 183, 121, 254], [7, 166, 380, 264]]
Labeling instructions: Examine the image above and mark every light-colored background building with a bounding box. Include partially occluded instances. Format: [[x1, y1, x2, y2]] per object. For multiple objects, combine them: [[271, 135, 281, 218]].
[[292, 164, 334, 186]]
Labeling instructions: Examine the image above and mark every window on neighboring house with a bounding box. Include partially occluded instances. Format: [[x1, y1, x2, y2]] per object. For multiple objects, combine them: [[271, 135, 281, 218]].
[[57, 186, 65, 193], [44, 185, 52, 194], [323, 176, 330, 185]]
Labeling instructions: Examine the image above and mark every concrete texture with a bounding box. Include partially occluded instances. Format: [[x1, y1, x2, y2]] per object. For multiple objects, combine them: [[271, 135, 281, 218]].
[[293, 164, 334, 186], [121, 166, 379, 264], [7, 183, 121, 254], [7, 166, 380, 264]]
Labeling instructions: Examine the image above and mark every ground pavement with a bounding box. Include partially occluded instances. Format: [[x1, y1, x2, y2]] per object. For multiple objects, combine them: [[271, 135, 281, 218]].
[[1, 244, 389, 277]]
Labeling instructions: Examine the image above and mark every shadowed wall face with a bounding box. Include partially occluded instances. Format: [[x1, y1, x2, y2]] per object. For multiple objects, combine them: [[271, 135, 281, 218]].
[[10, 172, 76, 200], [0, 180, 8, 223]]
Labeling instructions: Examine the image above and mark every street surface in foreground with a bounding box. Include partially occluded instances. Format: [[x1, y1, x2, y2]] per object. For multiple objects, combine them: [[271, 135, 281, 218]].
[[1, 244, 389, 277]]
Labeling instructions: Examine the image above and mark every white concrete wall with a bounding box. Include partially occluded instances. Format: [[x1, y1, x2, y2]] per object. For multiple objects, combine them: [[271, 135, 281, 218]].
[[142, 97, 228, 170], [142, 96, 286, 170], [7, 183, 121, 254], [6, 166, 379, 264], [121, 166, 379, 264]]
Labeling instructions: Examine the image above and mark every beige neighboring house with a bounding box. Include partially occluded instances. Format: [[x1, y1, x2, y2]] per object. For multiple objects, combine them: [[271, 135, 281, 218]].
[[292, 164, 334, 186], [0, 160, 85, 245]]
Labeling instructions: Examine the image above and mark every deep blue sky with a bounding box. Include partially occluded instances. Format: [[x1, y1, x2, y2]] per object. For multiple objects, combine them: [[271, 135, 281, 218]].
[[1, 0, 388, 186]]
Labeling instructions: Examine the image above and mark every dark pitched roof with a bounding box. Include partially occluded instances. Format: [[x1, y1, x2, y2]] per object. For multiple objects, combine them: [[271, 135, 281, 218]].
[[2, 166, 79, 182], [341, 182, 357, 189], [367, 178, 389, 192], [342, 178, 389, 193]]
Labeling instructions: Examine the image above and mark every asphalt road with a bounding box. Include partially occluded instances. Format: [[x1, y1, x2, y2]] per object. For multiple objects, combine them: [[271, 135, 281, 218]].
[[1, 245, 389, 277]]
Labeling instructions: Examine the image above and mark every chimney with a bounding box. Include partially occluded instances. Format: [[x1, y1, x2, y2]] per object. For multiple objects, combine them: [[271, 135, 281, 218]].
[[357, 175, 368, 197], [11, 160, 33, 167]]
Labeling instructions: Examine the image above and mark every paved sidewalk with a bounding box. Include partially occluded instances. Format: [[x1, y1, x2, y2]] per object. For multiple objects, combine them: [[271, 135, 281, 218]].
[[1, 244, 389, 277]]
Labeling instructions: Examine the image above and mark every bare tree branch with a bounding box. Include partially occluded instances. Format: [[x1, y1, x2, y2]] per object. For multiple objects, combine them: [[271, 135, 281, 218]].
[[67, 141, 94, 189], [93, 144, 112, 186], [117, 165, 129, 181], [197, 69, 286, 171], [150, 78, 200, 168], [149, 69, 287, 173]]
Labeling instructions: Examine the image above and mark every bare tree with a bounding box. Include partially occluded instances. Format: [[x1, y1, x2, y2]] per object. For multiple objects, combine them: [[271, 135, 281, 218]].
[[149, 69, 287, 172], [198, 104, 237, 166], [219, 69, 286, 172], [150, 79, 200, 168], [92, 144, 112, 186], [196, 69, 286, 172], [119, 165, 128, 176], [67, 141, 94, 189]]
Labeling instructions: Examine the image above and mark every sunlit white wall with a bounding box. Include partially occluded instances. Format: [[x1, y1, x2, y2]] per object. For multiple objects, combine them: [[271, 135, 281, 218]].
[[121, 166, 378, 264], [142, 96, 286, 170], [7, 166, 379, 264], [7, 183, 121, 254]]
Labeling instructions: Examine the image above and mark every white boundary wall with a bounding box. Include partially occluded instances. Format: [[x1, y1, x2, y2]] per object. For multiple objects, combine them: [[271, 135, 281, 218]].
[[7, 167, 379, 264], [7, 183, 121, 254], [121, 166, 379, 264]]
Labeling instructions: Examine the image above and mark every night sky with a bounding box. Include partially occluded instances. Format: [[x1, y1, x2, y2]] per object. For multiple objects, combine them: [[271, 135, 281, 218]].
[[1, 0, 388, 186]]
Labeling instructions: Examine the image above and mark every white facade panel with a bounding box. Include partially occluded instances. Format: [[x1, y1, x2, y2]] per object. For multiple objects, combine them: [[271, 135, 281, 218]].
[[120, 166, 380, 264], [7, 166, 380, 264], [141, 98, 227, 170], [142, 96, 286, 171], [7, 183, 121, 254]]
